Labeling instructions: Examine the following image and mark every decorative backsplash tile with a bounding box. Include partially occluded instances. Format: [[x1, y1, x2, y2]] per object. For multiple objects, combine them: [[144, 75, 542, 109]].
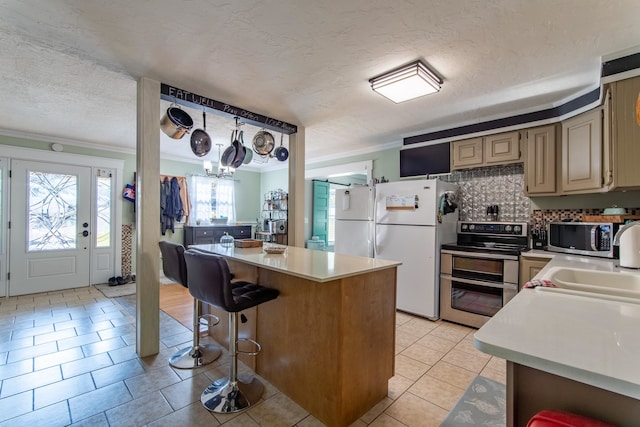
[[441, 164, 530, 222], [531, 208, 640, 229]]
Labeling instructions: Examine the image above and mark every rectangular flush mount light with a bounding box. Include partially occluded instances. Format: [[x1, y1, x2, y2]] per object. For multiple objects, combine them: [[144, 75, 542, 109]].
[[369, 60, 442, 103]]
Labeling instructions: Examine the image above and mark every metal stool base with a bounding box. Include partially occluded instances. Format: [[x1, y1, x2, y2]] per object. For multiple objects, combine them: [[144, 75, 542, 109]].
[[169, 344, 221, 369], [201, 375, 264, 413]]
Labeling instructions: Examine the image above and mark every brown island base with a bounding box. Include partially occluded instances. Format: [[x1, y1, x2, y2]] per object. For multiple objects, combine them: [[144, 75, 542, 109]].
[[190, 243, 401, 427]]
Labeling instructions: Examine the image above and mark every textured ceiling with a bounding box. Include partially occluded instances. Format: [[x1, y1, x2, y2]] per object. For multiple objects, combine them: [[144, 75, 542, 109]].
[[0, 0, 639, 165]]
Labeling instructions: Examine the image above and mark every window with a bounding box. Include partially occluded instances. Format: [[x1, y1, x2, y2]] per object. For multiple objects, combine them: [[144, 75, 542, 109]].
[[189, 176, 235, 224], [96, 175, 112, 247]]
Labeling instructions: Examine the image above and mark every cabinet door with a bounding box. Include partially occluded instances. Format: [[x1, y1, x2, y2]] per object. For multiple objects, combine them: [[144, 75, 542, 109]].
[[525, 125, 556, 195], [451, 138, 483, 169], [519, 256, 551, 289], [484, 131, 521, 165], [611, 76, 640, 188], [561, 108, 603, 193]]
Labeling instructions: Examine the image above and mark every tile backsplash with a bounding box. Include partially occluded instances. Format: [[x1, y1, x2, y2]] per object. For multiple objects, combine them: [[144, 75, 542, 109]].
[[441, 163, 530, 222]]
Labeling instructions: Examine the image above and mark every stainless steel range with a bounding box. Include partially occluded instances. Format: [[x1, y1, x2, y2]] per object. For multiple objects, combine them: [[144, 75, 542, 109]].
[[439, 221, 528, 328]]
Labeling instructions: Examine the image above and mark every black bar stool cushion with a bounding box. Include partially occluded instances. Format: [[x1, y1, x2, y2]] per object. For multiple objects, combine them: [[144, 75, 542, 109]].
[[159, 241, 187, 287], [184, 249, 278, 313]]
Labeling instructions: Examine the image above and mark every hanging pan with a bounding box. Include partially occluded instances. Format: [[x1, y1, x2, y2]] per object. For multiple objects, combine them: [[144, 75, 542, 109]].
[[231, 130, 246, 168], [274, 133, 289, 161], [221, 129, 237, 167], [242, 131, 253, 164], [190, 111, 212, 157], [160, 104, 193, 139]]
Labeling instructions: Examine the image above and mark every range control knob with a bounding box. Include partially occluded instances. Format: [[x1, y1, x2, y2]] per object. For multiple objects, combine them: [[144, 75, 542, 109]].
[[469, 224, 475, 231], [505, 225, 512, 232], [513, 225, 522, 234], [461, 224, 468, 231]]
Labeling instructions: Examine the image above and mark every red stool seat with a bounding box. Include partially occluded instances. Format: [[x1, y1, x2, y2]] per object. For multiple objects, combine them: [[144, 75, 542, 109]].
[[527, 410, 616, 427]]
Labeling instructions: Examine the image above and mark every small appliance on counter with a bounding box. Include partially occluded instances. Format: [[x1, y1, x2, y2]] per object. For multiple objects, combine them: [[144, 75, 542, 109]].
[[613, 220, 640, 268], [547, 222, 618, 258]]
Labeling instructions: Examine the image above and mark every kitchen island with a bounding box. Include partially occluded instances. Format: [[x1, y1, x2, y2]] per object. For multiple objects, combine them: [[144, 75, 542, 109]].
[[190, 243, 401, 427], [475, 254, 640, 426]]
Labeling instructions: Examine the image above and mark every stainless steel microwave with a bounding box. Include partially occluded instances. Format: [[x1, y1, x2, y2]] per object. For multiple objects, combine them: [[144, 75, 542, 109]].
[[547, 222, 618, 258]]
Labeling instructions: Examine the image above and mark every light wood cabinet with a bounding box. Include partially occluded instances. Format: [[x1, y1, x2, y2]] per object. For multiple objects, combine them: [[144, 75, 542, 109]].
[[606, 76, 640, 190], [451, 137, 483, 168], [451, 131, 521, 170], [524, 125, 557, 195], [519, 255, 551, 289], [561, 107, 603, 193], [484, 131, 521, 164]]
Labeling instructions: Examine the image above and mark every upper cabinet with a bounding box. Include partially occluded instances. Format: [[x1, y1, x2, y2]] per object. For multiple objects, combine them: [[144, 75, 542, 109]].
[[524, 125, 557, 195], [561, 107, 603, 193], [451, 131, 521, 170], [606, 76, 640, 190]]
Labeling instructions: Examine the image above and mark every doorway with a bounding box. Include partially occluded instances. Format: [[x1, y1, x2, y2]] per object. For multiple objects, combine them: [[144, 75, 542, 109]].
[[0, 146, 124, 296]]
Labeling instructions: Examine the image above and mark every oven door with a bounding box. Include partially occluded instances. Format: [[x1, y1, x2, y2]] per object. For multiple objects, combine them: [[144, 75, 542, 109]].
[[440, 250, 518, 328]]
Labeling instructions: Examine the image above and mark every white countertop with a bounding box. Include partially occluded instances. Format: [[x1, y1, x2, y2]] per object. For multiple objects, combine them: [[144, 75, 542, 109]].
[[474, 253, 640, 399], [189, 244, 401, 282]]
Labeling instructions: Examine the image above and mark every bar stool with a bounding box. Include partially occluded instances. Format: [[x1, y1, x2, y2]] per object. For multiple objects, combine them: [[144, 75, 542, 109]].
[[159, 241, 221, 368], [183, 249, 279, 413], [527, 410, 616, 427]]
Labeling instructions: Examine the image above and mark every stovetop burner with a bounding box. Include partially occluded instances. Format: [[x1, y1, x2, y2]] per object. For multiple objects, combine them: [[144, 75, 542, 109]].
[[442, 221, 529, 256]]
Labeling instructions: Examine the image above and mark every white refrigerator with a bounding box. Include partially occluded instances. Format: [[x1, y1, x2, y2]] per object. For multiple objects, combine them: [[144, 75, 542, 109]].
[[374, 179, 458, 319], [334, 186, 374, 258]]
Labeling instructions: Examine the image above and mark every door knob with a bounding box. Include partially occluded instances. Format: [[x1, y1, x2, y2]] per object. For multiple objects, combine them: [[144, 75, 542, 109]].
[[81, 230, 89, 237], [83, 222, 89, 228]]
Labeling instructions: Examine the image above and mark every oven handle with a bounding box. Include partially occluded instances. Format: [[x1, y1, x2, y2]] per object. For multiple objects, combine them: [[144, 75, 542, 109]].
[[440, 249, 519, 261], [441, 274, 517, 290]]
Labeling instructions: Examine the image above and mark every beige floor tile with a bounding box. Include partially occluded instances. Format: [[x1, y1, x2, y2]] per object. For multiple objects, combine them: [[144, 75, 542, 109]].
[[124, 365, 182, 399], [396, 317, 437, 338], [0, 365, 61, 397], [216, 412, 259, 426], [429, 323, 473, 343], [160, 372, 213, 410], [426, 360, 477, 390], [394, 353, 431, 381], [441, 348, 491, 374], [91, 358, 146, 388], [368, 412, 407, 426], [384, 392, 448, 427], [245, 392, 308, 426], [481, 366, 507, 384], [360, 396, 393, 424], [395, 328, 419, 348], [416, 333, 457, 353], [105, 390, 173, 426], [296, 414, 327, 426], [387, 375, 414, 400], [148, 401, 220, 427], [400, 342, 446, 366], [0, 390, 33, 423], [408, 375, 465, 411], [34, 372, 95, 409], [454, 336, 480, 355], [68, 381, 132, 422], [486, 355, 506, 371], [0, 400, 70, 427]]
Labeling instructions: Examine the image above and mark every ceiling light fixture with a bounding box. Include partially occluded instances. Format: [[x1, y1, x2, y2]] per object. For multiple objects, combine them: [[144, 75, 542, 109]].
[[203, 145, 234, 179], [369, 60, 442, 103]]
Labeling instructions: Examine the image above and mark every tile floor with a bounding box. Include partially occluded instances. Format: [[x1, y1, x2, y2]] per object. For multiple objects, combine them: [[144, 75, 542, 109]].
[[0, 285, 505, 426]]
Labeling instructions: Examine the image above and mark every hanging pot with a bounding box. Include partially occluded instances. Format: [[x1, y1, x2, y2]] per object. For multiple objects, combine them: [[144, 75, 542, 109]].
[[190, 111, 212, 157], [160, 104, 193, 139], [231, 130, 246, 168], [274, 133, 289, 161], [221, 130, 237, 167], [252, 130, 275, 155]]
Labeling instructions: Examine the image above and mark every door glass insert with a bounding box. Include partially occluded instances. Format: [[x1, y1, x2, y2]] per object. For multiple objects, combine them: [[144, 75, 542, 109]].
[[28, 171, 77, 251], [96, 175, 111, 248]]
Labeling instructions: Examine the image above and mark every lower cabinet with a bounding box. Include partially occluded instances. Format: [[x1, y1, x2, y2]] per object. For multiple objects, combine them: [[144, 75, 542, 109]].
[[184, 225, 252, 247], [519, 255, 552, 289]]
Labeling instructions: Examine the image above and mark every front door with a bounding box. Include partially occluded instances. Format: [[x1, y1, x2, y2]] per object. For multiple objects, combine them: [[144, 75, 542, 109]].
[[9, 160, 92, 296]]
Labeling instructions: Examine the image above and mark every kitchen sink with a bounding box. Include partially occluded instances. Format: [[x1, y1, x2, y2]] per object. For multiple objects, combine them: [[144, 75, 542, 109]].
[[542, 267, 640, 302]]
